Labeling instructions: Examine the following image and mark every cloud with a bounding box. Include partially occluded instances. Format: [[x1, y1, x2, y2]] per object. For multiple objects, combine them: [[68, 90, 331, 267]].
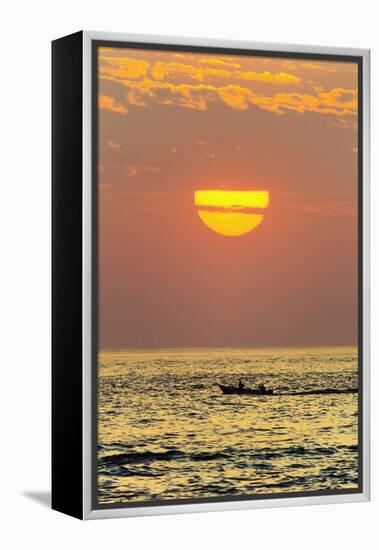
[[337, 117, 357, 129], [98, 53, 357, 120], [217, 84, 252, 110], [107, 140, 121, 149], [127, 89, 148, 107], [152, 61, 233, 81], [173, 53, 241, 69], [151, 62, 300, 84], [264, 89, 357, 116], [108, 78, 216, 111], [99, 56, 149, 80], [281, 60, 297, 71], [204, 83, 355, 116], [237, 70, 302, 84], [126, 164, 162, 177], [317, 87, 357, 112], [99, 95, 128, 114], [101, 55, 301, 86], [101, 75, 357, 118], [281, 60, 340, 73], [152, 61, 201, 81], [198, 57, 241, 69], [300, 61, 338, 73], [282, 60, 340, 73]]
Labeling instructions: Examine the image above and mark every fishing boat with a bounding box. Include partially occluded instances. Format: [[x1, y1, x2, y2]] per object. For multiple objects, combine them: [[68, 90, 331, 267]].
[[218, 383, 274, 396]]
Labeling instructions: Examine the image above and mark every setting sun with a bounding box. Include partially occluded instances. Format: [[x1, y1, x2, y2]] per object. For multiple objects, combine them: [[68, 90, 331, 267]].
[[194, 189, 269, 237]]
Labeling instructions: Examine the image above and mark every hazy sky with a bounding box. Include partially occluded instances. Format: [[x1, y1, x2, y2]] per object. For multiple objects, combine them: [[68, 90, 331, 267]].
[[97, 47, 358, 349]]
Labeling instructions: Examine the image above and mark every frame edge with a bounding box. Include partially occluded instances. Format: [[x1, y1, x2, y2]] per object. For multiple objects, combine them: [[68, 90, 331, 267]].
[[81, 31, 370, 519]]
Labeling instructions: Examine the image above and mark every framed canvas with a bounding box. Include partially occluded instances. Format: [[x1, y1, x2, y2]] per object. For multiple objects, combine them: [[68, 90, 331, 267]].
[[52, 31, 370, 520]]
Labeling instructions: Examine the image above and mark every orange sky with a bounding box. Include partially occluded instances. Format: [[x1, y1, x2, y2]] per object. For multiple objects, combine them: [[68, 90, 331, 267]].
[[97, 46, 358, 349]]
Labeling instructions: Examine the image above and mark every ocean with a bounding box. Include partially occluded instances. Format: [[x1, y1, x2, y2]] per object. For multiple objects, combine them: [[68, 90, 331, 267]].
[[97, 347, 359, 505]]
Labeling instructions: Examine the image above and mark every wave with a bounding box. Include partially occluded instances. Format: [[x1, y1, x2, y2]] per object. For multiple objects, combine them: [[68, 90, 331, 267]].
[[282, 388, 358, 396], [99, 449, 228, 467], [99, 443, 357, 468], [210, 388, 358, 400]]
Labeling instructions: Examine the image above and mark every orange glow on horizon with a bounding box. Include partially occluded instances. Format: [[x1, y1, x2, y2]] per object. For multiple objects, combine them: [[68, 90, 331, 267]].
[[194, 189, 269, 237]]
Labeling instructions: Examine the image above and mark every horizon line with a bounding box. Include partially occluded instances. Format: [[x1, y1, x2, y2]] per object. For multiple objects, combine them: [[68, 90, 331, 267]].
[[98, 343, 358, 352]]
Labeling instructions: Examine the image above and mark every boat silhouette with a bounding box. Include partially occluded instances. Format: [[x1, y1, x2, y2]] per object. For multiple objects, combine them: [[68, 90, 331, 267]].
[[218, 383, 274, 396]]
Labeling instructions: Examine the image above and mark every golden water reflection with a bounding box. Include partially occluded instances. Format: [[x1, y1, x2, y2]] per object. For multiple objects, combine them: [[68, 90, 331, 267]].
[[97, 347, 358, 504]]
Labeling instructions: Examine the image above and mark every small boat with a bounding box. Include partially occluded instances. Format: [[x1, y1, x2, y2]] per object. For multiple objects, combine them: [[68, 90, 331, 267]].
[[218, 383, 274, 396]]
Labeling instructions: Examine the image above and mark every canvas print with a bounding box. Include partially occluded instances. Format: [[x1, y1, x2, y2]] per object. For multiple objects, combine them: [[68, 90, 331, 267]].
[[95, 45, 360, 506]]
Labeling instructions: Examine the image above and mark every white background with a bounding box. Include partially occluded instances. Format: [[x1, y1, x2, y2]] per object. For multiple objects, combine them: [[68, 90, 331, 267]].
[[1, 1, 377, 548]]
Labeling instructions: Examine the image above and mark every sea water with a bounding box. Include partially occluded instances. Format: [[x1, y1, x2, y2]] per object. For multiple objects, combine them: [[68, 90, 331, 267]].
[[97, 347, 358, 504]]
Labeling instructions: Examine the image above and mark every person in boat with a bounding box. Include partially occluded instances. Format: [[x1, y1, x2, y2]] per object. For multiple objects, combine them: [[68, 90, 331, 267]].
[[238, 379, 245, 390], [258, 383, 266, 393]]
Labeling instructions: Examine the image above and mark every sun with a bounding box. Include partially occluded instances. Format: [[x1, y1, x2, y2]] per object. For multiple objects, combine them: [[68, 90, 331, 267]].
[[194, 190, 269, 237]]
